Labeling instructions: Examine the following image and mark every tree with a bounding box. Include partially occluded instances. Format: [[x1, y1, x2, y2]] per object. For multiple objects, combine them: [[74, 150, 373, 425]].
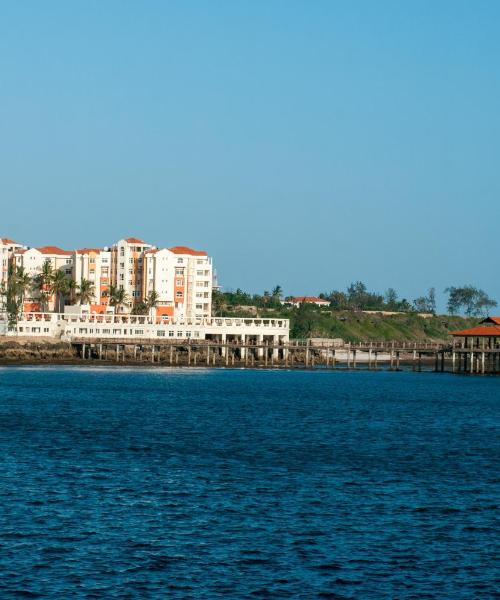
[[272, 285, 282, 299], [67, 279, 77, 305], [75, 279, 95, 305], [413, 287, 437, 314], [4, 265, 32, 327], [428, 287, 436, 314], [212, 289, 225, 315], [33, 260, 53, 311], [132, 301, 148, 315], [108, 285, 129, 313], [145, 290, 160, 311], [445, 285, 497, 316], [50, 269, 69, 313], [384, 288, 398, 309]]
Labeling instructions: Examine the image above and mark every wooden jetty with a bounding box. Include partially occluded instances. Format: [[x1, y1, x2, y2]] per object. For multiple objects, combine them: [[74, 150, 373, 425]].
[[62, 317, 500, 374], [71, 336, 449, 371]]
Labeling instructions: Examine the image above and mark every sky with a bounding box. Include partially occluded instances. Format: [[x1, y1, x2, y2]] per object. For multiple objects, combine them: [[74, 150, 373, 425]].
[[1, 1, 499, 309]]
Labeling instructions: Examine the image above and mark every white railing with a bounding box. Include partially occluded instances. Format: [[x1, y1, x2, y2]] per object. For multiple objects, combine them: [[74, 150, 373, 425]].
[[11, 312, 289, 329]]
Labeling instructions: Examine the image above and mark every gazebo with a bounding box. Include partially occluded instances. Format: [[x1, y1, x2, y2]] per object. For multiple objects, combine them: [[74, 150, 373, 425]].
[[450, 317, 500, 373]]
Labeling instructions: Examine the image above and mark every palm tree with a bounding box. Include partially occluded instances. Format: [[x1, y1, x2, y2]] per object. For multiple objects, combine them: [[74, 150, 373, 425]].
[[145, 290, 159, 311], [76, 278, 95, 305], [108, 284, 129, 314], [67, 279, 77, 305], [272, 285, 283, 299], [5, 266, 32, 326], [33, 260, 53, 312], [14, 267, 33, 307], [50, 269, 69, 313]]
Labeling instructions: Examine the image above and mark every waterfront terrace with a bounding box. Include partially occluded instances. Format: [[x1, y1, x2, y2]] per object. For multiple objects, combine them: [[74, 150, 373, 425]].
[[1, 311, 290, 348]]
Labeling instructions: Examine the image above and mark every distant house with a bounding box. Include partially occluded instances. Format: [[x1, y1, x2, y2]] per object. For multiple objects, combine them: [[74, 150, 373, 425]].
[[283, 296, 330, 308]]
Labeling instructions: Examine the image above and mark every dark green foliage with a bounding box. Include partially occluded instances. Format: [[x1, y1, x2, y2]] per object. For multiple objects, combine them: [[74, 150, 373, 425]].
[[445, 286, 497, 316]]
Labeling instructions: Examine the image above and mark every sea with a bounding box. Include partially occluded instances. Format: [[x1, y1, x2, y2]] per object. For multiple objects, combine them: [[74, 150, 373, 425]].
[[0, 366, 498, 599]]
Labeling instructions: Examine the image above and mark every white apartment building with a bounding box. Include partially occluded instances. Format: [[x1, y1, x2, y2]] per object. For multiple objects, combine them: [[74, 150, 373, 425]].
[[73, 248, 112, 310], [13, 245, 74, 311], [0, 238, 24, 310], [0, 238, 23, 288], [143, 246, 213, 320], [111, 237, 152, 304]]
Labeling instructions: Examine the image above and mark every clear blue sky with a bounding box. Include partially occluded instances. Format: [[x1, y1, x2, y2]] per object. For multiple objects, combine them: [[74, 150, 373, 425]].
[[1, 1, 499, 309]]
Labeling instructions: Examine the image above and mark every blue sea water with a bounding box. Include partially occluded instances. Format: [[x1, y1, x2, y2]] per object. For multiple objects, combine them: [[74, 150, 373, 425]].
[[0, 367, 498, 599]]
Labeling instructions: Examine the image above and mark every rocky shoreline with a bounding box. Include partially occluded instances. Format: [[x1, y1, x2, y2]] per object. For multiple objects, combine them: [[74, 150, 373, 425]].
[[0, 338, 78, 363]]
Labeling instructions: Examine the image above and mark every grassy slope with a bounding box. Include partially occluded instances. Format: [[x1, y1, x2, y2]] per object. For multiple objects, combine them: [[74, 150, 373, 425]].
[[220, 306, 477, 342]]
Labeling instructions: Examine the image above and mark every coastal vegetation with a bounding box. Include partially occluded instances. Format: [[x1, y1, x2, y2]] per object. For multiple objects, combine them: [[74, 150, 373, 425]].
[[213, 281, 494, 342], [1, 260, 96, 327]]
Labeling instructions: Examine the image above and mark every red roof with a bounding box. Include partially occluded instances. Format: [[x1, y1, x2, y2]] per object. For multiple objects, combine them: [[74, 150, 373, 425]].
[[451, 325, 500, 337], [293, 296, 329, 303], [1, 238, 18, 245], [480, 316, 500, 325], [37, 246, 73, 256], [169, 246, 207, 256], [75, 248, 101, 254], [126, 237, 145, 244]]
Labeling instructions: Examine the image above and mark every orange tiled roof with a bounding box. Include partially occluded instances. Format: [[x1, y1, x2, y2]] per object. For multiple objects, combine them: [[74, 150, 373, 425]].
[[75, 248, 101, 254], [37, 246, 73, 256], [169, 246, 207, 256], [451, 325, 500, 337], [1, 238, 18, 245], [126, 237, 145, 244]]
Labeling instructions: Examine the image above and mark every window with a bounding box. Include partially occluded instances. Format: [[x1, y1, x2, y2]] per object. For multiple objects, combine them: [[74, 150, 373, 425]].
[[197, 259, 204, 265], [177, 258, 183, 264], [129, 258, 133, 264], [135, 330, 144, 335], [196, 304, 203, 310], [176, 279, 183, 286], [177, 331, 183, 337], [120, 248, 125, 256], [175, 268, 183, 275], [197, 270, 203, 276], [157, 331, 165, 337], [168, 331, 174, 337], [176, 291, 183, 298]]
